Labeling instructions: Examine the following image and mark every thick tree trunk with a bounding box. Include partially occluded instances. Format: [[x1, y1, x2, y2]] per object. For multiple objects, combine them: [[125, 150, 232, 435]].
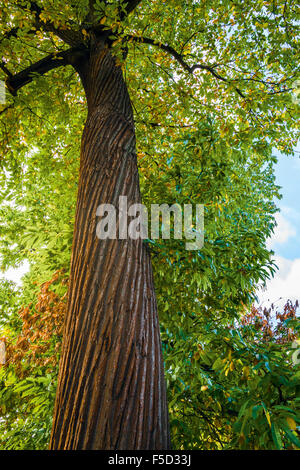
[[49, 41, 170, 450]]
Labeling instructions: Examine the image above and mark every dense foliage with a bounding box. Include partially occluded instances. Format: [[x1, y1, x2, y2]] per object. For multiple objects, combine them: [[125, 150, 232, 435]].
[[0, 0, 299, 449]]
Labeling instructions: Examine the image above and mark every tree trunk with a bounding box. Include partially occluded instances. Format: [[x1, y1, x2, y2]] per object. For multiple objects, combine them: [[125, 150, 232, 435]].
[[49, 40, 170, 450]]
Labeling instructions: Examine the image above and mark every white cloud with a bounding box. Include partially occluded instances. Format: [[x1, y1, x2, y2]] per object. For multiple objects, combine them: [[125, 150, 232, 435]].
[[2, 261, 30, 286], [257, 255, 300, 307], [280, 205, 300, 223], [266, 212, 296, 249]]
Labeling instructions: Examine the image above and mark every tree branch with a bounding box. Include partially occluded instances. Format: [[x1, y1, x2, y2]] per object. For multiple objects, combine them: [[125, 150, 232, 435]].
[[0, 27, 19, 45], [85, 0, 143, 26], [0, 104, 13, 117], [0, 62, 13, 78], [14, 0, 84, 46], [5, 46, 87, 95], [126, 34, 246, 99], [119, 0, 143, 19]]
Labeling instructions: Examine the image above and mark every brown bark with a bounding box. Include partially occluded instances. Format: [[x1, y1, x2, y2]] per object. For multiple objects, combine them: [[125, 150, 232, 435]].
[[49, 40, 170, 450]]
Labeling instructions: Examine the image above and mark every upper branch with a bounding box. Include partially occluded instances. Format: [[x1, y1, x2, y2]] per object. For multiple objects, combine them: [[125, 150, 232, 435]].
[[119, 0, 143, 19], [5, 46, 87, 95], [0, 26, 19, 45], [125, 35, 247, 99], [85, 0, 143, 28], [13, 0, 84, 46], [127, 34, 293, 101]]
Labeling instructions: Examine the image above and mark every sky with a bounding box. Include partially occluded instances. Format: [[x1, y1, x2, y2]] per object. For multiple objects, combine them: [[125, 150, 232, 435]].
[[258, 146, 300, 308], [3, 147, 300, 310]]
